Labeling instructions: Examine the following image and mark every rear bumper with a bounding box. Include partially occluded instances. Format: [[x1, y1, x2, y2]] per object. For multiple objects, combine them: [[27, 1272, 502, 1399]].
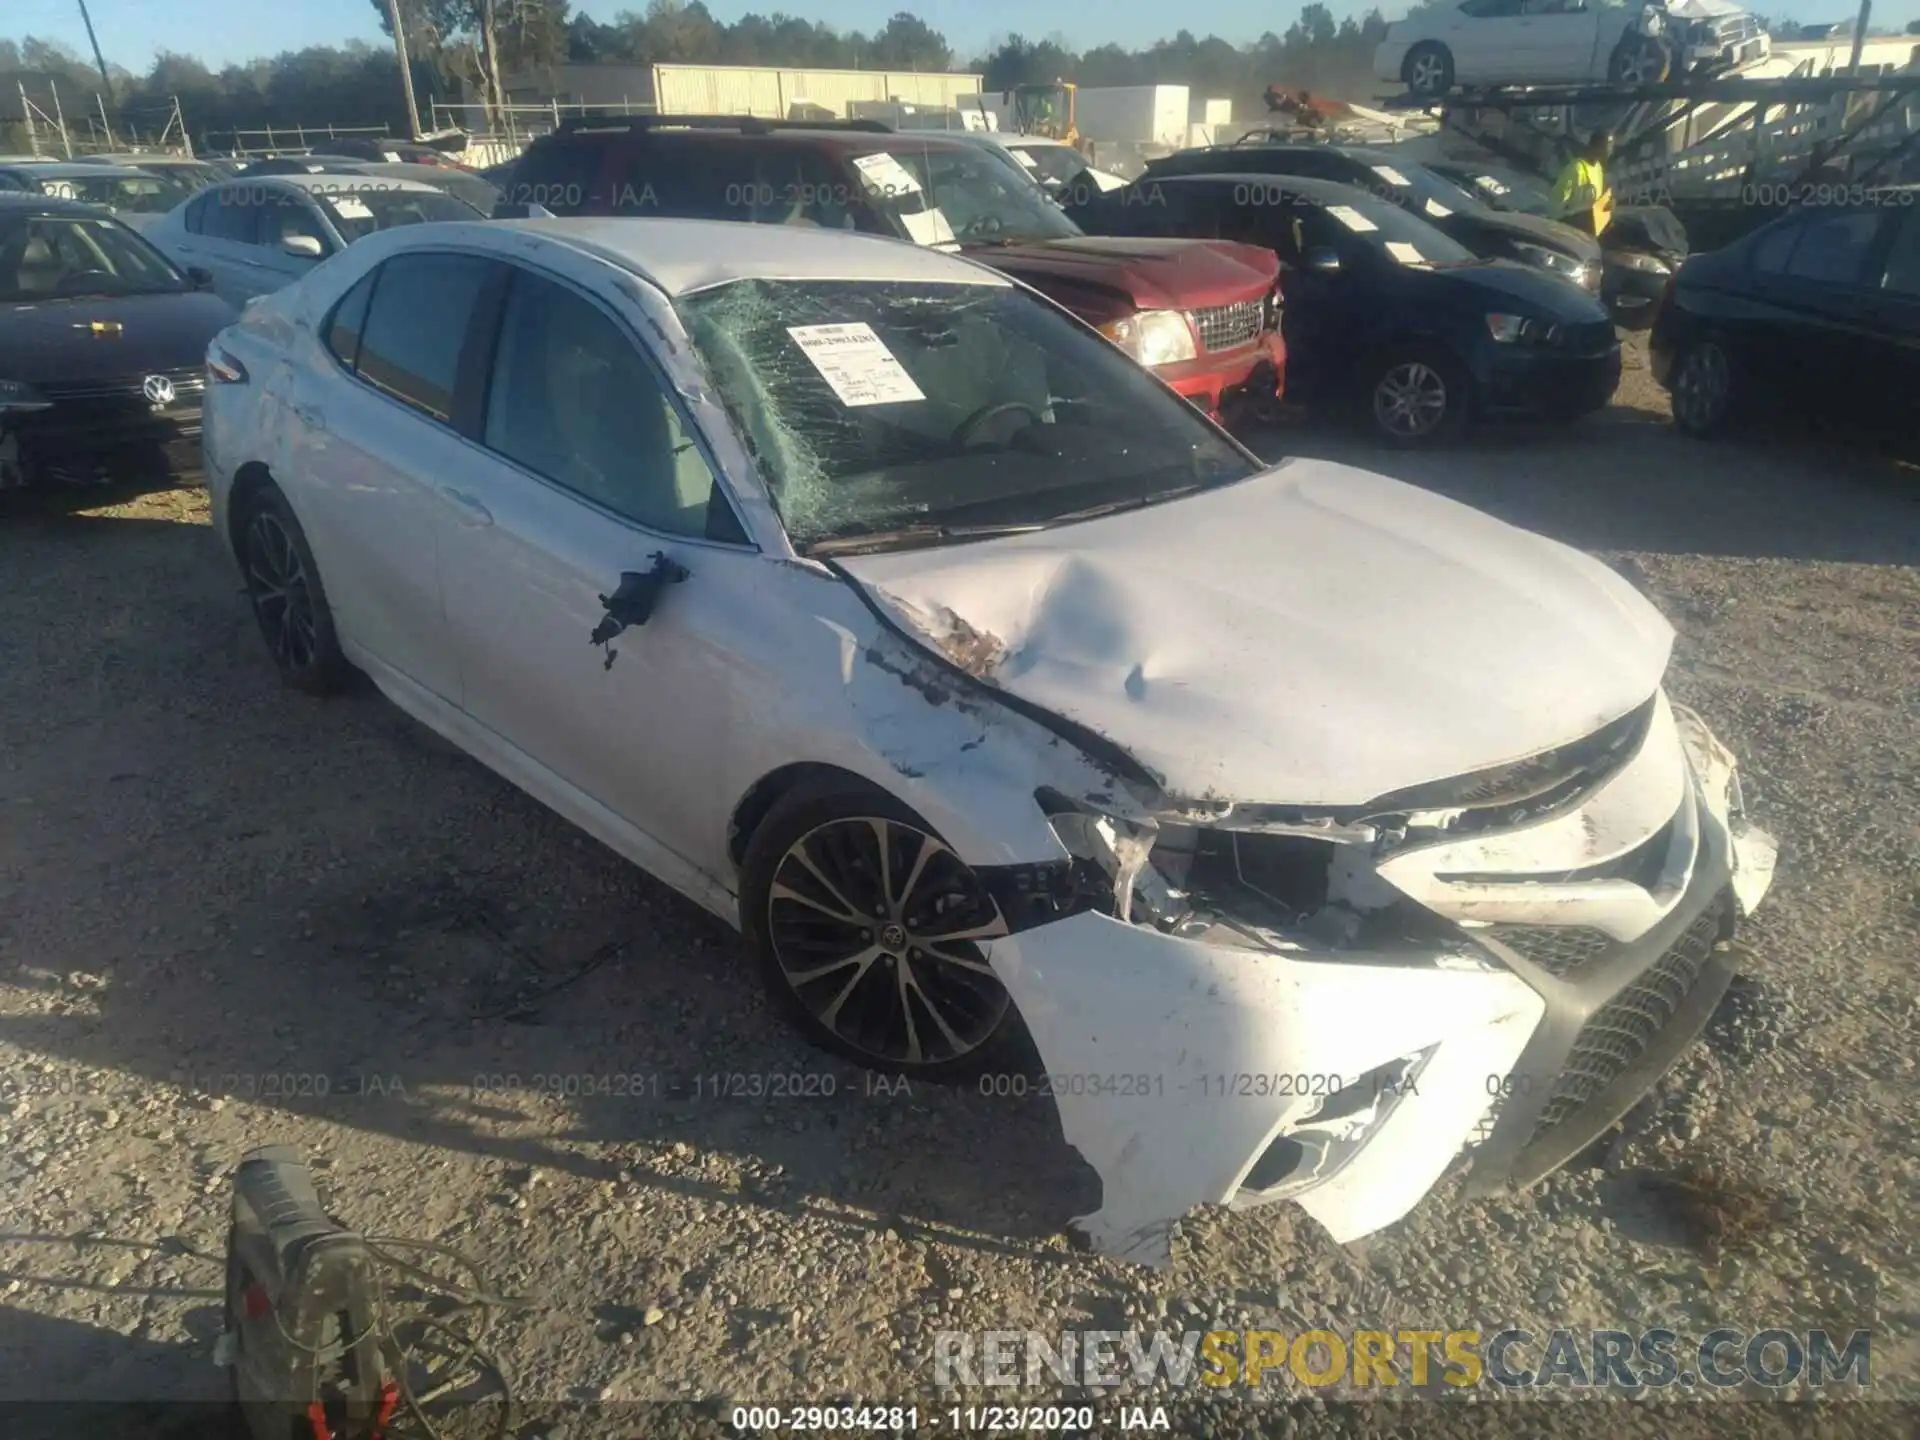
[[1159, 331, 1287, 416]]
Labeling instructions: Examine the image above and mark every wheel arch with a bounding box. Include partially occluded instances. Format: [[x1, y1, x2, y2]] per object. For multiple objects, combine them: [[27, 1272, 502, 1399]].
[[726, 761, 883, 874], [226, 460, 277, 557]]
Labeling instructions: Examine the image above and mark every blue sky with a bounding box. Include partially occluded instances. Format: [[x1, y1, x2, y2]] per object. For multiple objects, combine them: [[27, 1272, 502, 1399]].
[[7, 0, 1913, 72]]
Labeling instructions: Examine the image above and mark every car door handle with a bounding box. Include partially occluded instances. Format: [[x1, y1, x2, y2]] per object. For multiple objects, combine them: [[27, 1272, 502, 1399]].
[[438, 486, 493, 526]]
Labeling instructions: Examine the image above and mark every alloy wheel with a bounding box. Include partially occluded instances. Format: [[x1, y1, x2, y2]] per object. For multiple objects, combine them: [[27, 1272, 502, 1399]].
[[1618, 44, 1661, 84], [1673, 342, 1730, 431], [1374, 361, 1450, 438], [1410, 54, 1447, 95], [765, 816, 1010, 1068], [244, 510, 318, 672]]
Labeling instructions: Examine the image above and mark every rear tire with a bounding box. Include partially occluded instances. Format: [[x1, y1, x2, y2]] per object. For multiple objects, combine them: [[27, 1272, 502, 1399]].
[[1669, 336, 1735, 437], [739, 779, 1026, 1085], [236, 482, 348, 694], [1404, 43, 1455, 99]]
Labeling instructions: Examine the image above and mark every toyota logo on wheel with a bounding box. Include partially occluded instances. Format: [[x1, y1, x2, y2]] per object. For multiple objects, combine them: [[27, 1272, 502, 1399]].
[[142, 374, 176, 406]]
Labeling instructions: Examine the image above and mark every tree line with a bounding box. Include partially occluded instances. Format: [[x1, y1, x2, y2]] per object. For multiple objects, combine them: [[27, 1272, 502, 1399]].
[[2, 1, 1393, 149]]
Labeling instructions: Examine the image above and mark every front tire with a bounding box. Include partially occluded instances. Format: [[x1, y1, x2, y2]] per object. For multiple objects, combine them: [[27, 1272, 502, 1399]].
[[1404, 43, 1455, 99], [1669, 336, 1735, 437], [1361, 346, 1467, 446], [739, 781, 1023, 1084], [237, 482, 348, 694], [1609, 35, 1671, 85]]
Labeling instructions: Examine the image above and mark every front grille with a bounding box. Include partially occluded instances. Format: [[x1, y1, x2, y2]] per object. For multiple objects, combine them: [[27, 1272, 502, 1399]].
[[1189, 300, 1263, 353], [1484, 925, 1614, 978], [1527, 893, 1731, 1142], [1712, 15, 1763, 44], [37, 366, 206, 403]]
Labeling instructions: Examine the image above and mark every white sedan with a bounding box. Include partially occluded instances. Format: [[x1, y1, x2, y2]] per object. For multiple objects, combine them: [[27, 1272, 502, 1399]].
[[144, 173, 480, 307], [1377, 0, 1693, 97], [200, 218, 1777, 1263]]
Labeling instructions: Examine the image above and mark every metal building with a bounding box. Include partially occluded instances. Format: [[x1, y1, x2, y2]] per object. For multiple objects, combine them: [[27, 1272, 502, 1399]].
[[502, 62, 982, 120]]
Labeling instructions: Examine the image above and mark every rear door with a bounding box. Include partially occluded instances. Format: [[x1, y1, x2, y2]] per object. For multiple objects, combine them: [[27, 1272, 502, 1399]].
[[1754, 208, 1888, 420], [1450, 0, 1532, 81], [282, 249, 498, 700], [1864, 205, 1920, 427], [179, 186, 266, 305]]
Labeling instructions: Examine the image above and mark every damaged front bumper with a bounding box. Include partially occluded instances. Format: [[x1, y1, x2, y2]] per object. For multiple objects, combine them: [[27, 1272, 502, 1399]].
[[981, 692, 1777, 1265]]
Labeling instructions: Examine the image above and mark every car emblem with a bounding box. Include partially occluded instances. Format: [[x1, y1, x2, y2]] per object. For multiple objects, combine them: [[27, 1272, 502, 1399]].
[[142, 374, 176, 406]]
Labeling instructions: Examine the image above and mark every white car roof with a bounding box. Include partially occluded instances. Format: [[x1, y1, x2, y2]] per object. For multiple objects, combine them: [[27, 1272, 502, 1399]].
[[243, 174, 446, 196], [487, 217, 1013, 297]]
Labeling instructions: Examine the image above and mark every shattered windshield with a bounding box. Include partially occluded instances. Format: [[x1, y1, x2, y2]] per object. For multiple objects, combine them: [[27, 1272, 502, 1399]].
[[843, 145, 1081, 248], [675, 278, 1259, 555]]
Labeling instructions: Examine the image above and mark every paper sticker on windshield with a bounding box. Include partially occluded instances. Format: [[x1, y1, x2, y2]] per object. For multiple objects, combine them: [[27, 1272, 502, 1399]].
[[898, 206, 957, 247], [850, 152, 922, 197], [1326, 204, 1378, 233], [1371, 165, 1412, 187], [1384, 241, 1430, 267], [786, 323, 926, 407], [332, 197, 374, 220], [1424, 197, 1452, 218], [1476, 176, 1510, 195]]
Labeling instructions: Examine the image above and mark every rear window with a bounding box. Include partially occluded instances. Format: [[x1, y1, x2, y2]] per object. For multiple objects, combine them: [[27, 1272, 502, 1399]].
[[308, 186, 478, 241], [500, 139, 606, 211]]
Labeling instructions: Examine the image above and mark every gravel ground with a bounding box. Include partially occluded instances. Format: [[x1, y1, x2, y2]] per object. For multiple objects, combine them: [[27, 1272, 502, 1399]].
[[1, 337, 1915, 1436]]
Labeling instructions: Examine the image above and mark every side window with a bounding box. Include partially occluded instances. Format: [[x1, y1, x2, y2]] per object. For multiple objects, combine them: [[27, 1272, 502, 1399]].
[[259, 195, 329, 251], [182, 193, 210, 234], [1878, 211, 1920, 296], [1782, 211, 1882, 285], [510, 138, 605, 213], [761, 149, 862, 230], [624, 142, 758, 221], [200, 188, 261, 244], [482, 270, 726, 539], [1749, 218, 1801, 274], [353, 252, 493, 421], [325, 268, 380, 368]]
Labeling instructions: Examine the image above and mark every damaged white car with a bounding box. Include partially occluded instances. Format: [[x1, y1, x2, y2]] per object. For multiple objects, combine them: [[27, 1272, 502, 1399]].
[[202, 218, 1778, 1265]]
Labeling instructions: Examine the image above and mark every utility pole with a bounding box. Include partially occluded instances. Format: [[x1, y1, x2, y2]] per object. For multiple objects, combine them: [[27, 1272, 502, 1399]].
[[75, 0, 117, 109], [385, 0, 425, 139], [1847, 0, 1871, 72]]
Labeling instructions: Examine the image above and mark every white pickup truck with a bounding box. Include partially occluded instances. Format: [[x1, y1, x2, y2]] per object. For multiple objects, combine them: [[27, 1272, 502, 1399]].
[[1376, 0, 1770, 99]]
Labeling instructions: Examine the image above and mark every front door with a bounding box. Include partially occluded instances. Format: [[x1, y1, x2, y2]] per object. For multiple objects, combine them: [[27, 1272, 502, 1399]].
[[1861, 205, 1920, 433], [433, 261, 760, 882]]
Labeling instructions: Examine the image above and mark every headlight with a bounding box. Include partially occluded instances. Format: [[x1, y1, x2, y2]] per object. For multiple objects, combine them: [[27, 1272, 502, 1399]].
[[1485, 313, 1563, 345], [0, 378, 53, 414], [1099, 309, 1198, 367], [1616, 251, 1672, 274], [1512, 240, 1581, 277]]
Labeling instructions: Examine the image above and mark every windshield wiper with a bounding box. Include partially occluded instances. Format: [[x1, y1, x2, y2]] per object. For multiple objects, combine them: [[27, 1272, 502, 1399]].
[[806, 519, 1051, 557], [1046, 483, 1207, 526]]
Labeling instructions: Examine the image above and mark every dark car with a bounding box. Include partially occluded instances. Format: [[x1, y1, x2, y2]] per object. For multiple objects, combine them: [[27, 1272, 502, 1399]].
[[0, 194, 236, 490], [73, 154, 231, 194], [1650, 192, 1920, 442], [1077, 173, 1620, 444], [1134, 143, 1604, 299], [0, 161, 197, 231], [308, 137, 474, 170], [491, 116, 1287, 422], [1424, 157, 1688, 328]]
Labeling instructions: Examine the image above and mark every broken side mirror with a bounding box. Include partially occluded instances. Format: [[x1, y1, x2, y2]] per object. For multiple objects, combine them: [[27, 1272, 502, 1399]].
[[1304, 246, 1342, 273], [589, 552, 691, 654]]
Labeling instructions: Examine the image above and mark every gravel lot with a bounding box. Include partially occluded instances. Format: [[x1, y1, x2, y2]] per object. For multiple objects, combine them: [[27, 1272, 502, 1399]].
[[1, 338, 1915, 1435]]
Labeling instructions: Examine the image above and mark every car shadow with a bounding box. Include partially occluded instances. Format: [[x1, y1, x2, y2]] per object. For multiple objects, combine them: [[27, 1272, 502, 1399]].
[[1242, 410, 1920, 568], [0, 503, 1103, 1284], [0, 1304, 226, 1433]]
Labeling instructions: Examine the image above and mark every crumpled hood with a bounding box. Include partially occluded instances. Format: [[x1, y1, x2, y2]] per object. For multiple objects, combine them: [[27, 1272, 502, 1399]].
[[837, 460, 1673, 806], [972, 236, 1279, 318]]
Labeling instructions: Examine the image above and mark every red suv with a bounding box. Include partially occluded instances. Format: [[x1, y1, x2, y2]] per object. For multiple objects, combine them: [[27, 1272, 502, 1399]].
[[492, 117, 1285, 421]]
